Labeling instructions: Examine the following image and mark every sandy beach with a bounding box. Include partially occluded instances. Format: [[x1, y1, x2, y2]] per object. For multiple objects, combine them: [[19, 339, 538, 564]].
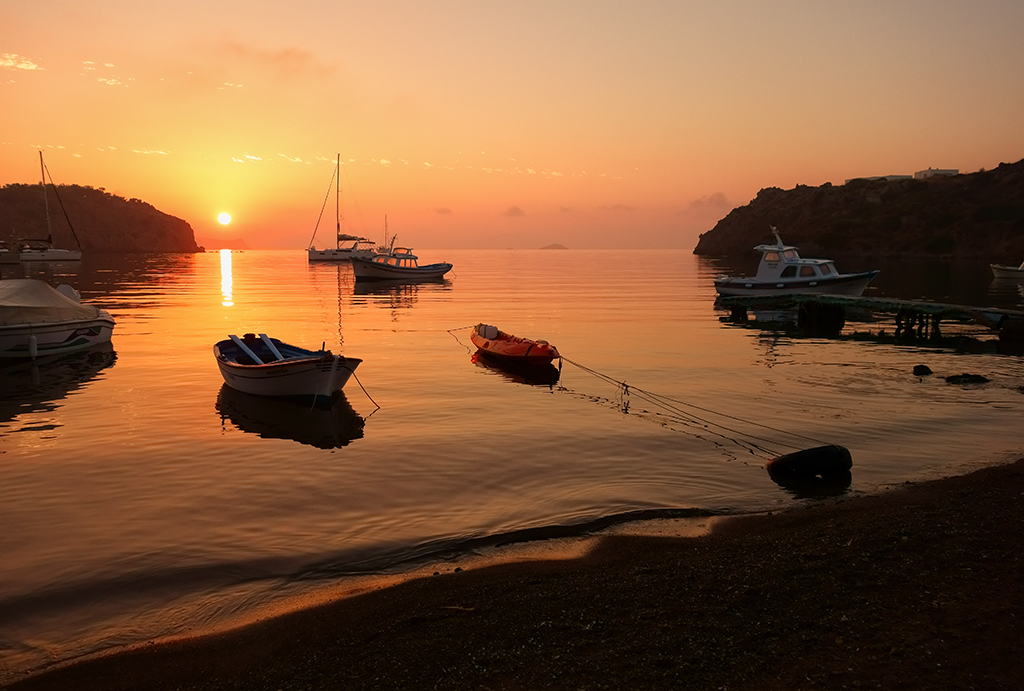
[[6, 459, 1022, 691]]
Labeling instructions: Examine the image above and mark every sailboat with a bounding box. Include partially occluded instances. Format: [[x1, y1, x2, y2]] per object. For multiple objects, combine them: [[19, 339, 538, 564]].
[[20, 152, 83, 262], [307, 154, 376, 262]]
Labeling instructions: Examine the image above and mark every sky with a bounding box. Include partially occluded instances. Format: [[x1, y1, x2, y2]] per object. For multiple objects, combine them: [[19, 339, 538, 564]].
[[2, 0, 1023, 249]]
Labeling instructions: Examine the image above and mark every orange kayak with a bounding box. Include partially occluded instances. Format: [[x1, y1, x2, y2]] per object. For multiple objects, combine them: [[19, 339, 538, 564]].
[[471, 323, 560, 365]]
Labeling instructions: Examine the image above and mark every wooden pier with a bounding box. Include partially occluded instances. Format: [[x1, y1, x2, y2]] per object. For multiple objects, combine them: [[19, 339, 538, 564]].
[[717, 293, 1024, 342]]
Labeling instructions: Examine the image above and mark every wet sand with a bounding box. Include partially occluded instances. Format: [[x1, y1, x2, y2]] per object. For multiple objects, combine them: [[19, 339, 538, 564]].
[[6, 459, 1023, 691]]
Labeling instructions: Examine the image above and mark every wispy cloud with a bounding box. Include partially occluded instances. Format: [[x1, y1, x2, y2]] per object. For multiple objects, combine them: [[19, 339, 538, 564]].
[[220, 39, 335, 80], [1, 53, 43, 71], [279, 154, 305, 163], [434, 207, 453, 215], [682, 193, 731, 214], [134, 149, 168, 155], [501, 205, 526, 218], [603, 204, 636, 212]]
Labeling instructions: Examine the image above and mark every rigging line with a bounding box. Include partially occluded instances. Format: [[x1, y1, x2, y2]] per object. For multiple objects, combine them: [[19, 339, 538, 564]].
[[339, 161, 368, 237], [307, 163, 338, 247], [41, 161, 82, 249], [561, 356, 831, 448]]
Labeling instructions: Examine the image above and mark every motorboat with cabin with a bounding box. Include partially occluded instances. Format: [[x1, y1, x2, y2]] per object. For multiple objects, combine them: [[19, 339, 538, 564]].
[[713, 228, 879, 297], [350, 236, 453, 281]]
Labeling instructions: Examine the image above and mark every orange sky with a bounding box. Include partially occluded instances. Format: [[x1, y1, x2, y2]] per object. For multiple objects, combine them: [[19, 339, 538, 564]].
[[3, 1, 1023, 249]]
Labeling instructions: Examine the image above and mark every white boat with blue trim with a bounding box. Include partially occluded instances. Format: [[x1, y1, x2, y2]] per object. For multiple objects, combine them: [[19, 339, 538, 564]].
[[350, 239, 452, 281], [0, 279, 115, 359], [214, 333, 361, 407], [714, 229, 880, 297]]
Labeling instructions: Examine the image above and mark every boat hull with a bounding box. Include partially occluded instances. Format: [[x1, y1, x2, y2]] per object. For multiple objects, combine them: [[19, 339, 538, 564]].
[[214, 340, 361, 407], [19, 249, 83, 261], [308, 248, 375, 262], [0, 315, 115, 359], [714, 270, 880, 297], [470, 328, 560, 365], [990, 264, 1024, 279], [350, 257, 453, 281]]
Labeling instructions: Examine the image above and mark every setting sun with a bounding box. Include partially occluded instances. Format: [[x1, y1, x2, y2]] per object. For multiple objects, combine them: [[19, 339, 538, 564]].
[[217, 213, 232, 225]]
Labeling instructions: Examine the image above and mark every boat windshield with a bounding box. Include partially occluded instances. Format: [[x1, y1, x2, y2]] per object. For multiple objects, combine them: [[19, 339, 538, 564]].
[[820, 262, 836, 275], [763, 251, 780, 262], [782, 249, 799, 260]]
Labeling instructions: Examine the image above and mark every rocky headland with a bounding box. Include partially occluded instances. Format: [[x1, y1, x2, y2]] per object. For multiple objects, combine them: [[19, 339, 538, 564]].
[[0, 184, 202, 253], [693, 158, 1024, 260]]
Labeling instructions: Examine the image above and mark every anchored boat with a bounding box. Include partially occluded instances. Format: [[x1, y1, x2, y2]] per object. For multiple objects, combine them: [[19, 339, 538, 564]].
[[470, 324, 561, 366], [714, 228, 879, 297], [0, 279, 115, 359], [990, 261, 1024, 279], [213, 333, 361, 407], [351, 241, 453, 281]]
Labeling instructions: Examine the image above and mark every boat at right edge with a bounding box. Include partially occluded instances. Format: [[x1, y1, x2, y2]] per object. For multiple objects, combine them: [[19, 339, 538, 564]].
[[714, 228, 880, 297]]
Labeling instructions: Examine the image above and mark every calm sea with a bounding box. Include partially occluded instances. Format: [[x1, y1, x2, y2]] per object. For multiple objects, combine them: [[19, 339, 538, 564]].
[[2, 249, 1023, 680]]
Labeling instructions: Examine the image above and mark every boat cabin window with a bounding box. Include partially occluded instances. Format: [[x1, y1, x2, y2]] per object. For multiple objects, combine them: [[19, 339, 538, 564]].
[[799, 266, 817, 277], [780, 266, 797, 278], [820, 263, 836, 275], [782, 250, 799, 260], [763, 251, 780, 262]]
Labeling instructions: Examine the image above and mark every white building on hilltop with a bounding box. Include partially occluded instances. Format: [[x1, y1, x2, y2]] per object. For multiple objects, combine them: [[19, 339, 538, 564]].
[[914, 167, 959, 180]]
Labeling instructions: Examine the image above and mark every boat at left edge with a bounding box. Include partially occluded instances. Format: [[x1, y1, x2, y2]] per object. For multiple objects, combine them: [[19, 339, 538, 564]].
[[0, 279, 115, 359], [213, 332, 362, 408]]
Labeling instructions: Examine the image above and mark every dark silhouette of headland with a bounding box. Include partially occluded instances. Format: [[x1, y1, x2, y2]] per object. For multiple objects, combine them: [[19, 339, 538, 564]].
[[0, 183, 202, 253], [694, 158, 1024, 260]]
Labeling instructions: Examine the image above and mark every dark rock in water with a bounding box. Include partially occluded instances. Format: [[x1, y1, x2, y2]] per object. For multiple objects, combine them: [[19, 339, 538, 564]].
[[999, 318, 1024, 343], [944, 373, 990, 384], [913, 365, 933, 376], [766, 445, 853, 478]]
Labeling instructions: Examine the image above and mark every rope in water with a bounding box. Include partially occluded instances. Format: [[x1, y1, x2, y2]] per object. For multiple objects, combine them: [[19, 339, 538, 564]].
[[559, 356, 833, 456]]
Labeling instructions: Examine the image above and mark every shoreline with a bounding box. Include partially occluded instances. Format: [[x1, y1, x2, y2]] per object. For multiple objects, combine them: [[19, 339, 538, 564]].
[[6, 458, 1023, 690]]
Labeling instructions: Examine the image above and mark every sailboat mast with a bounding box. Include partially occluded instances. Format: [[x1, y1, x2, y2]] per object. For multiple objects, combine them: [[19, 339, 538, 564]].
[[39, 151, 52, 242], [335, 153, 341, 250]]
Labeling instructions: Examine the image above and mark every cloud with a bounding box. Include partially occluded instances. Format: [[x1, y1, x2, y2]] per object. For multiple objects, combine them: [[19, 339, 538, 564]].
[[133, 149, 168, 155], [434, 207, 453, 215], [604, 204, 636, 212], [501, 205, 526, 218], [559, 206, 573, 213], [220, 39, 335, 80], [683, 193, 731, 214], [2, 53, 44, 71], [279, 154, 305, 163]]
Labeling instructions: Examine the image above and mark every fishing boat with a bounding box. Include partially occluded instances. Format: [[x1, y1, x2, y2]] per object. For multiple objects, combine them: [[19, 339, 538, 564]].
[[350, 238, 453, 281], [990, 261, 1024, 279], [714, 228, 879, 297], [0, 279, 115, 359], [307, 154, 376, 262], [19, 152, 84, 262], [213, 333, 361, 407], [470, 323, 560, 365]]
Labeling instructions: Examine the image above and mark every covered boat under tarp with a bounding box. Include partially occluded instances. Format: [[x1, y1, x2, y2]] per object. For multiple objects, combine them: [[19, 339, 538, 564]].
[[0, 279, 115, 358]]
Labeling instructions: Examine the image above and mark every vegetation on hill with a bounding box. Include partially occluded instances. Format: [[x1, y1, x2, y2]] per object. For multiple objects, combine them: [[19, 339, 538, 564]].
[[693, 158, 1024, 260], [0, 183, 202, 253]]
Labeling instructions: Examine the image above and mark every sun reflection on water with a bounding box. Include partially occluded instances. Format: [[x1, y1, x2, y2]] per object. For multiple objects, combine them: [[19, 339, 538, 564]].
[[220, 249, 233, 306]]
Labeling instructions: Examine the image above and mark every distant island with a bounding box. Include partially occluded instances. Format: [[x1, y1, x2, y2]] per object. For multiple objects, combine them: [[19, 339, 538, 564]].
[[540, 243, 568, 250], [196, 237, 250, 250], [693, 158, 1024, 261], [0, 183, 202, 253]]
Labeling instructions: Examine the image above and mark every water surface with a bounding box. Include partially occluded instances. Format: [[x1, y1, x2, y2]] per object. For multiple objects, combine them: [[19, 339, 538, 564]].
[[1, 249, 1022, 680]]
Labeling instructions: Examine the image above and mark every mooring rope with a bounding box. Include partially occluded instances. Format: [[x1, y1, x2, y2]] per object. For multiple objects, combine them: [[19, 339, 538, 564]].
[[560, 356, 833, 456]]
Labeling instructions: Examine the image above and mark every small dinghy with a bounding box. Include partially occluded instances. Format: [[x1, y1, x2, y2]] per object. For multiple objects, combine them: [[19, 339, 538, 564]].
[[990, 261, 1024, 279], [213, 333, 361, 407], [470, 324, 561, 365]]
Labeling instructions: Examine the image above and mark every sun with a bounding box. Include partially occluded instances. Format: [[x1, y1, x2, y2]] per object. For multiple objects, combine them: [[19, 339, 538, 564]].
[[217, 212, 232, 225]]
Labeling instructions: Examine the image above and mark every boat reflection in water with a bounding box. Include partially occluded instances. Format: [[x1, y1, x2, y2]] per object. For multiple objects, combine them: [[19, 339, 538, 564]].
[[216, 385, 365, 449], [0, 342, 116, 425], [470, 351, 561, 387], [767, 466, 853, 499]]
